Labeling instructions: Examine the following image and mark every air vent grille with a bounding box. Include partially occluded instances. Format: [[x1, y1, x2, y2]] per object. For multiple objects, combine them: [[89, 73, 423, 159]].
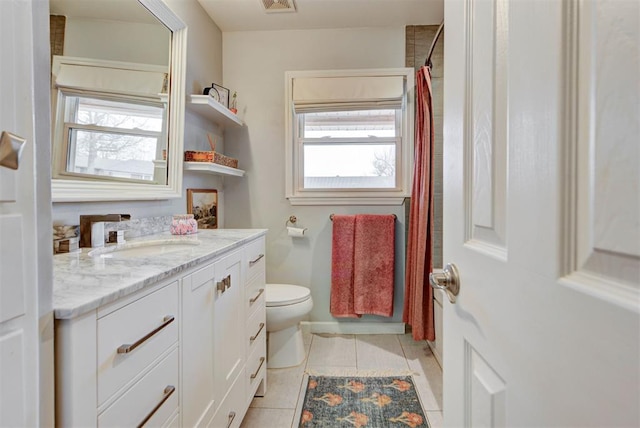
[[260, 0, 296, 13]]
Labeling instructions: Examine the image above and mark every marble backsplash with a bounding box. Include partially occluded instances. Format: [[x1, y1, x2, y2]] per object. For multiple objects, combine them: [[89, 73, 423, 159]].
[[103, 215, 173, 240]]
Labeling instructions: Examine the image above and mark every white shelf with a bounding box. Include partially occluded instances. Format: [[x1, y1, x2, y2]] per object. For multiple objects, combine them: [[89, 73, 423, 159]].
[[183, 162, 245, 177], [188, 95, 243, 129]]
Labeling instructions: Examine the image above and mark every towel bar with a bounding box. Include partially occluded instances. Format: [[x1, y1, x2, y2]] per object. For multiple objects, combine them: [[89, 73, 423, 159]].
[[329, 214, 397, 221]]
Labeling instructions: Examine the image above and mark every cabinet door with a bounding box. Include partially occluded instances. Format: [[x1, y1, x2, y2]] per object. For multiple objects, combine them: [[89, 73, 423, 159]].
[[181, 263, 216, 427], [213, 250, 245, 405]]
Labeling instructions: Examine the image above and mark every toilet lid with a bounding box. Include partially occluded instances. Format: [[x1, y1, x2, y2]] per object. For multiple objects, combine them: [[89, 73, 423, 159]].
[[266, 284, 311, 307]]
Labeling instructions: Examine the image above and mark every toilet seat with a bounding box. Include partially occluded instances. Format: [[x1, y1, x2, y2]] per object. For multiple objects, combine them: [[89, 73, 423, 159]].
[[266, 284, 311, 307]]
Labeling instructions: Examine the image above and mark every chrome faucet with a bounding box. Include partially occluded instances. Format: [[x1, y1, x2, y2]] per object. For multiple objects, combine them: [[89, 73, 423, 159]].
[[79, 214, 131, 248]]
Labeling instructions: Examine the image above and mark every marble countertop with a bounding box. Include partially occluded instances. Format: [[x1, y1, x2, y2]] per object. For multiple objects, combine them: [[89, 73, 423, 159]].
[[53, 229, 267, 320]]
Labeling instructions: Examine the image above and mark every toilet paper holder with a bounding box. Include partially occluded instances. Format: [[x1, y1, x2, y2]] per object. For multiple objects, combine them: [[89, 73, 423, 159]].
[[286, 215, 307, 237], [286, 215, 297, 226]]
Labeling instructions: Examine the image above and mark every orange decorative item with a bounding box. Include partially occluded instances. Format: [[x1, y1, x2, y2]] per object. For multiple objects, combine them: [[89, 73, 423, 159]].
[[184, 134, 238, 168]]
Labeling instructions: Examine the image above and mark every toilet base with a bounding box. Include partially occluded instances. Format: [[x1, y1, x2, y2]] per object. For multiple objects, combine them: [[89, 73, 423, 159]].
[[267, 323, 306, 368]]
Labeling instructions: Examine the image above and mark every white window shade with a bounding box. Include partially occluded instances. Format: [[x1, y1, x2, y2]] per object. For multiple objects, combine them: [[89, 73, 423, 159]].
[[52, 58, 167, 98], [292, 75, 404, 113]]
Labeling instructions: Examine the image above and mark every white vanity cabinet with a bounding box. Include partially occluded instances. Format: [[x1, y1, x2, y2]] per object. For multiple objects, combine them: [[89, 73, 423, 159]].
[[182, 238, 267, 428], [55, 231, 268, 428], [55, 280, 180, 427]]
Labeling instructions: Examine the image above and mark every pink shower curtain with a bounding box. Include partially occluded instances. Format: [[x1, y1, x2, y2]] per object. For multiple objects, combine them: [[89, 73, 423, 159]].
[[403, 65, 435, 341]]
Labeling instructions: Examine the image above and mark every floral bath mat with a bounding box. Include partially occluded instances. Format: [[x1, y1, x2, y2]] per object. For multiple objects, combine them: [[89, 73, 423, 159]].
[[298, 376, 428, 427]]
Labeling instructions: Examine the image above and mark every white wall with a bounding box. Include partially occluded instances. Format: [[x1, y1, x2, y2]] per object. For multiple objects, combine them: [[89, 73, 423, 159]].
[[52, 0, 227, 226], [222, 28, 408, 324], [64, 18, 170, 66]]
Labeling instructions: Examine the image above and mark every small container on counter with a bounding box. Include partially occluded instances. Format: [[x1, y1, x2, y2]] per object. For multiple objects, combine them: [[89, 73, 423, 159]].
[[171, 214, 198, 235]]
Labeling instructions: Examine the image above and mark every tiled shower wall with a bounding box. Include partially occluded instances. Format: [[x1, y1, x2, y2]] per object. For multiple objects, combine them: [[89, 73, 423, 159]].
[[406, 25, 444, 268]]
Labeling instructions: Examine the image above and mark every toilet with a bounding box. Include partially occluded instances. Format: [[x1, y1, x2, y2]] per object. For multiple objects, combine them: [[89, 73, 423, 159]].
[[265, 284, 313, 368]]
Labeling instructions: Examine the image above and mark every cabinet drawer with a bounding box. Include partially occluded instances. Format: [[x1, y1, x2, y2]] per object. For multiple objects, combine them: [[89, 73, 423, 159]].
[[97, 282, 178, 405], [246, 306, 266, 357], [246, 345, 267, 401], [245, 272, 265, 317], [98, 348, 179, 428], [210, 371, 245, 428], [245, 237, 265, 282]]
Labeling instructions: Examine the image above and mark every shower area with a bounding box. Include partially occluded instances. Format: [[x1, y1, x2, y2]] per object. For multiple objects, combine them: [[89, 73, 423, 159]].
[[405, 25, 444, 363]]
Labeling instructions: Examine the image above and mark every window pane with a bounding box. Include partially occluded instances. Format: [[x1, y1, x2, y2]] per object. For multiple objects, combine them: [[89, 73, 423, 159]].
[[71, 96, 164, 132], [66, 129, 157, 181], [303, 144, 396, 189], [302, 109, 397, 138]]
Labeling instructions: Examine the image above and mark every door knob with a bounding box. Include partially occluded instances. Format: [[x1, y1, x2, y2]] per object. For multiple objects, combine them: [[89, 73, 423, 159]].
[[429, 263, 460, 303], [0, 131, 26, 170]]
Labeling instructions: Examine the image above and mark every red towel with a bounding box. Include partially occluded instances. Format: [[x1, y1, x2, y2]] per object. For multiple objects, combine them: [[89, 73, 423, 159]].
[[331, 214, 396, 318], [330, 215, 360, 318], [353, 214, 395, 317]]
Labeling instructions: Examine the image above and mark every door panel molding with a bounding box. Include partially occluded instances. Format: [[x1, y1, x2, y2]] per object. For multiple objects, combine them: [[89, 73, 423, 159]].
[[463, 0, 508, 259], [0, 215, 25, 323], [464, 340, 506, 428], [560, 0, 640, 309], [0, 330, 26, 427]]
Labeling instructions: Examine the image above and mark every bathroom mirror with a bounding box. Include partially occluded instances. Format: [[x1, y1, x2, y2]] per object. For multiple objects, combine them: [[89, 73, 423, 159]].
[[49, 0, 186, 202]]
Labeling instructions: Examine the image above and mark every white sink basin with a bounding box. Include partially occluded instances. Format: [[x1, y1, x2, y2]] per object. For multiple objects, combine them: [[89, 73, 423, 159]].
[[89, 240, 201, 258]]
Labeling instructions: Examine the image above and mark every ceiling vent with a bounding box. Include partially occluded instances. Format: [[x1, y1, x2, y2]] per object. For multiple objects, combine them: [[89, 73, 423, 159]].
[[260, 0, 296, 13]]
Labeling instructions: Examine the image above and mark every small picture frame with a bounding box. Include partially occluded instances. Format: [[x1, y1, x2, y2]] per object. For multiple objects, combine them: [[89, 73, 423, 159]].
[[213, 84, 230, 108], [187, 188, 218, 229]]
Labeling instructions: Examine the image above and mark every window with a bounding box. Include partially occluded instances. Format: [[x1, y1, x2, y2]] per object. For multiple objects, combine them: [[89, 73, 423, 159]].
[[57, 92, 165, 182], [51, 56, 169, 184], [285, 69, 414, 205]]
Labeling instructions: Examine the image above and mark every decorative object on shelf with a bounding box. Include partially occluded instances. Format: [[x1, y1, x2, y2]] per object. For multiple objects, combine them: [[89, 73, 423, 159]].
[[213, 83, 230, 108], [183, 131, 239, 168], [207, 133, 217, 151], [213, 152, 238, 168], [184, 150, 214, 162], [202, 83, 215, 95], [230, 91, 238, 114], [187, 189, 218, 229], [183, 151, 239, 168], [170, 214, 198, 235], [207, 86, 221, 104]]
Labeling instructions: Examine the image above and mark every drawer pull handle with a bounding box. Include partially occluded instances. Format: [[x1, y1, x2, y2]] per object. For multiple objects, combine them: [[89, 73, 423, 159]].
[[250, 322, 265, 343], [136, 384, 175, 428], [249, 288, 265, 304], [117, 315, 175, 354], [227, 411, 236, 428], [216, 275, 231, 294], [250, 357, 266, 379], [249, 254, 264, 266]]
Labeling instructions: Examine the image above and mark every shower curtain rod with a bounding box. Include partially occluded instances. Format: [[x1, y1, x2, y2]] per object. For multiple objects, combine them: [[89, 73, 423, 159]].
[[424, 20, 444, 68]]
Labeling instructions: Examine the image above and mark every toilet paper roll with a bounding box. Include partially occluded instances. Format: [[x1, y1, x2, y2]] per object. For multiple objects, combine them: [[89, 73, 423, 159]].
[[287, 226, 307, 237]]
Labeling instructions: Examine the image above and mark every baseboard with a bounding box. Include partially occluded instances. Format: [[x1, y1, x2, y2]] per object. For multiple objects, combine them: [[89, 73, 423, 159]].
[[301, 321, 406, 335], [427, 340, 443, 369]]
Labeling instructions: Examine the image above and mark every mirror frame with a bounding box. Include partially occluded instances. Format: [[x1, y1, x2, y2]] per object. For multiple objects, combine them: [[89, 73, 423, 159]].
[[51, 0, 186, 202]]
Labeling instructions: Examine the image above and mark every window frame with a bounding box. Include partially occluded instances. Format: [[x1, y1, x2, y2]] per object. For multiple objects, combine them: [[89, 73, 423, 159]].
[[53, 89, 166, 184], [285, 69, 414, 206]]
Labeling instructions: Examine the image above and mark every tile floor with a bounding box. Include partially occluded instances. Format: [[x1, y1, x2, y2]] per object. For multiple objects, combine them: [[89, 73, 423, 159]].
[[240, 333, 443, 428]]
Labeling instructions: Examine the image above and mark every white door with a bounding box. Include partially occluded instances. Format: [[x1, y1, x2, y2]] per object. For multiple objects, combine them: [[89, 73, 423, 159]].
[[0, 0, 41, 426], [442, 0, 639, 426]]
